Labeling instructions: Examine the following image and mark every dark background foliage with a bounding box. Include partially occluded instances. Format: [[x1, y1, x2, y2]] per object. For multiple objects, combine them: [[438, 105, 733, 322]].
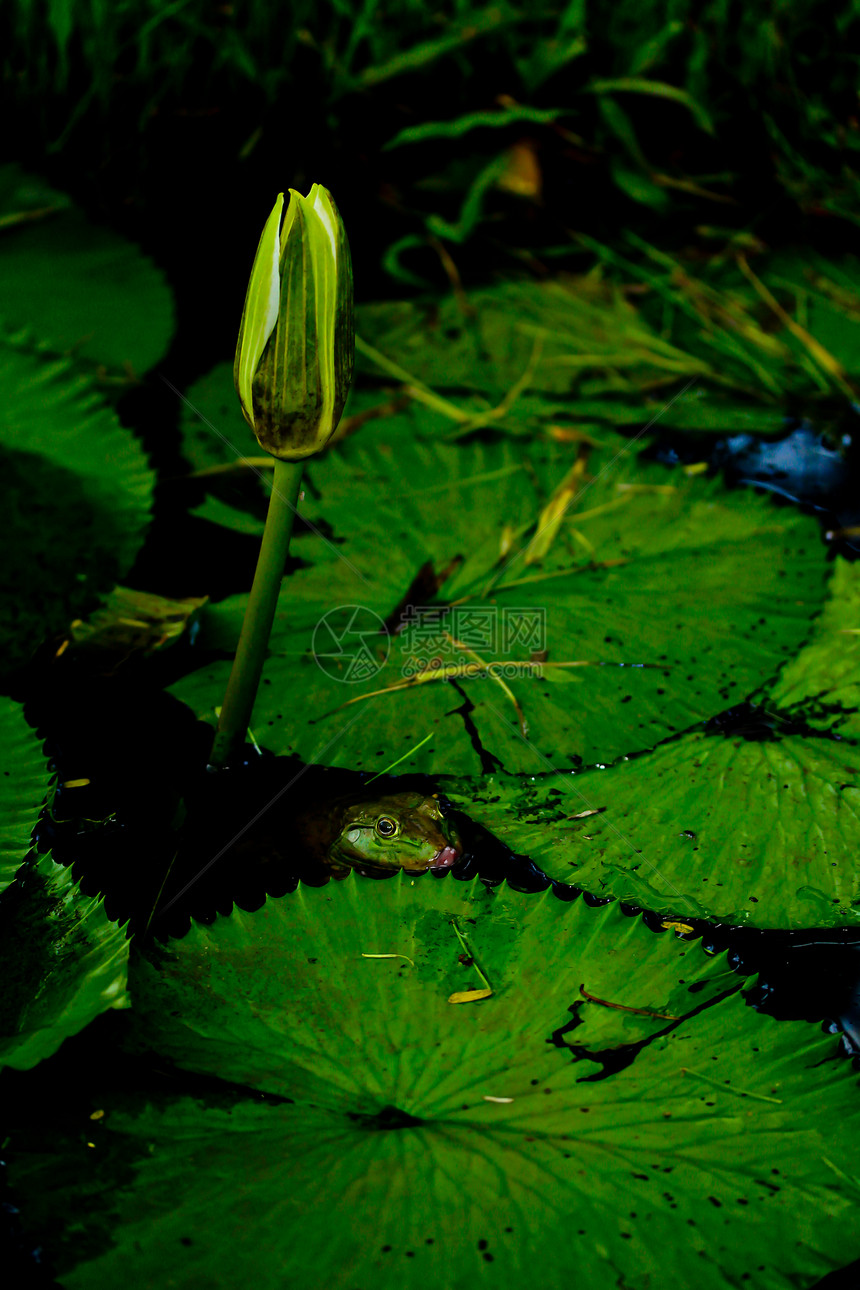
[[4, 0, 860, 373]]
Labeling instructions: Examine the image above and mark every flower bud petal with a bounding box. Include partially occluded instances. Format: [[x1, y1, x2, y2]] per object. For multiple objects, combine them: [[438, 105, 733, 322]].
[[234, 185, 354, 459], [234, 193, 284, 434]]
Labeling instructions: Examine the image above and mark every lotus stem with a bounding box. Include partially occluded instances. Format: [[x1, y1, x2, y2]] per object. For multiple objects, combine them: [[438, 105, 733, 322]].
[[208, 457, 303, 769]]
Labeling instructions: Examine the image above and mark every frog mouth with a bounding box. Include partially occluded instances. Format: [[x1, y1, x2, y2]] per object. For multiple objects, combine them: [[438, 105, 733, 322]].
[[429, 844, 460, 871]]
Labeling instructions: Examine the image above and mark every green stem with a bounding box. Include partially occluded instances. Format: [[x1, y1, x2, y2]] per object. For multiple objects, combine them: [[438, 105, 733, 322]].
[[208, 457, 303, 769]]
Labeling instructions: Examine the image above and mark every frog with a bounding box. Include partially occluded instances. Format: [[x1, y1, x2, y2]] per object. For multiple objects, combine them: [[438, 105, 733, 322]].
[[295, 790, 462, 879]]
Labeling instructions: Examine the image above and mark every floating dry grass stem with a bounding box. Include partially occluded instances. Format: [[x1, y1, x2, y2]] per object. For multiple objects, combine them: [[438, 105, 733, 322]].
[[361, 953, 416, 968], [449, 918, 493, 1003], [736, 252, 857, 400], [681, 1067, 783, 1104], [523, 441, 591, 565], [579, 983, 680, 1021], [446, 631, 527, 738]]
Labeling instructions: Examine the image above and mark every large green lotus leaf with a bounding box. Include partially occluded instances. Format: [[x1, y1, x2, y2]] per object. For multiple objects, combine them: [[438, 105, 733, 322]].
[[357, 288, 574, 399], [356, 278, 815, 427], [0, 164, 174, 374], [128, 879, 741, 1103], [10, 881, 860, 1289], [177, 364, 417, 540], [177, 356, 272, 536], [172, 421, 824, 774], [0, 698, 50, 893], [0, 343, 154, 671], [771, 557, 860, 736], [356, 278, 713, 403], [189, 493, 267, 536], [357, 257, 859, 421], [363, 250, 860, 435], [0, 853, 129, 1070], [178, 360, 258, 474], [444, 722, 860, 929], [177, 361, 463, 540], [647, 387, 788, 434], [177, 362, 457, 480]]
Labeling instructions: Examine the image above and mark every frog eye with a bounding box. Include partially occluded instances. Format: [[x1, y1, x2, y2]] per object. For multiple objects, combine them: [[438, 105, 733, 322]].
[[375, 816, 399, 839]]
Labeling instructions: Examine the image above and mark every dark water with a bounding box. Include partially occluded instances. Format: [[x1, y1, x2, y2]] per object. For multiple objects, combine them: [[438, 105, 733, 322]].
[[650, 415, 860, 560]]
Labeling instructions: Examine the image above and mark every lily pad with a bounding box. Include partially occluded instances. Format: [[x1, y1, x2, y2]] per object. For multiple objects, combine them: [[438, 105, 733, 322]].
[[0, 163, 174, 374], [437, 559, 860, 930], [0, 853, 129, 1070], [650, 387, 789, 434], [189, 494, 267, 537], [771, 557, 860, 736], [0, 698, 50, 893], [356, 277, 713, 404], [172, 419, 825, 775], [8, 879, 860, 1288], [445, 722, 860, 929], [129, 877, 741, 1101], [178, 360, 259, 474], [178, 364, 442, 540], [65, 586, 208, 670], [0, 343, 154, 672], [177, 367, 406, 538]]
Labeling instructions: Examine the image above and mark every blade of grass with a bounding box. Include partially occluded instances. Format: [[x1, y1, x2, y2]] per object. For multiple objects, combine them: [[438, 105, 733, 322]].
[[364, 732, 435, 784], [736, 253, 857, 399]]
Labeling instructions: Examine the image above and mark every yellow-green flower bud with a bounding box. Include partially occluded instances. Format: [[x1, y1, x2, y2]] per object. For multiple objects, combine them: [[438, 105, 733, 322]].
[[234, 184, 354, 459]]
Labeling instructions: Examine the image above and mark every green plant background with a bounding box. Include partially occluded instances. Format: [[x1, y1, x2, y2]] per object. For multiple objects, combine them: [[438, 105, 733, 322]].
[[3, 8, 860, 1284]]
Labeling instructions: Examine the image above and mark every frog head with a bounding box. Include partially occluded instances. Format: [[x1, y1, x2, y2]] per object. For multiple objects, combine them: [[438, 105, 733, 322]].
[[329, 791, 461, 876]]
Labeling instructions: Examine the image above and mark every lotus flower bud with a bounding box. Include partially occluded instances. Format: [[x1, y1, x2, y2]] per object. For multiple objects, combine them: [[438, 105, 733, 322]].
[[234, 184, 354, 459]]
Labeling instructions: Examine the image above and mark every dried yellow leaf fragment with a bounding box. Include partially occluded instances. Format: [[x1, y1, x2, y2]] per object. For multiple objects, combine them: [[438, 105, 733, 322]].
[[361, 953, 415, 968]]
